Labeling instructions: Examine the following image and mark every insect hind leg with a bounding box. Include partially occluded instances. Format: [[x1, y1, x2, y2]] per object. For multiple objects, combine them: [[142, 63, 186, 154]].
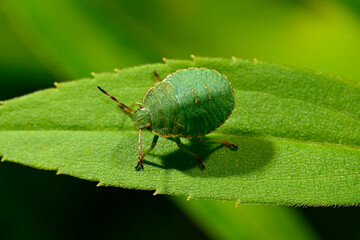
[[199, 138, 238, 150], [175, 137, 205, 169]]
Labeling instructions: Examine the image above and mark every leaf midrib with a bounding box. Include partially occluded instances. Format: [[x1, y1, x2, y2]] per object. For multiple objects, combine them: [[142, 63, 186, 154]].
[[1, 129, 359, 151], [2, 77, 359, 122]]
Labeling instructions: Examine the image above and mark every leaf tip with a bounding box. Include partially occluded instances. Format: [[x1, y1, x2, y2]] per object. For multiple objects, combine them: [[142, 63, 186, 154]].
[[96, 182, 103, 187], [91, 72, 97, 77], [56, 170, 61, 175], [114, 68, 121, 73], [0, 156, 6, 162], [186, 195, 192, 201], [231, 56, 237, 61], [0, 101, 4, 105], [190, 54, 196, 59], [253, 58, 258, 63], [235, 199, 240, 207], [53, 82, 59, 88], [153, 189, 159, 196], [162, 57, 168, 63]]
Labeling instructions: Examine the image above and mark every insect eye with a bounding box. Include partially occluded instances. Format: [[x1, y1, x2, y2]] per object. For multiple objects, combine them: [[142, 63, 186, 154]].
[[140, 105, 145, 109]]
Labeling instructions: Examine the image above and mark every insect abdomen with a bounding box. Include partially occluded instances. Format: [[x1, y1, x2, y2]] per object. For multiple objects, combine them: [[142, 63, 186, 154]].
[[165, 68, 235, 138]]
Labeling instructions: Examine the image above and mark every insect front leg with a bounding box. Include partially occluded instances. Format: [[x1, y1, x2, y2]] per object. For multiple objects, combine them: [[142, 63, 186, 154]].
[[130, 102, 143, 108], [135, 133, 159, 170], [175, 137, 205, 169], [199, 138, 238, 150]]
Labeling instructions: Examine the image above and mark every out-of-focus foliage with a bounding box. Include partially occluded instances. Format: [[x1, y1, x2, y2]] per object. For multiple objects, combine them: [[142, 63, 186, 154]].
[[176, 199, 317, 240]]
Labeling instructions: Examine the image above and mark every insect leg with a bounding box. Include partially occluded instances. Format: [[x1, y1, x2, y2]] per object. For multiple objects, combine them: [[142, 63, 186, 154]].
[[136, 134, 159, 170], [129, 102, 144, 109], [139, 135, 159, 160], [153, 70, 161, 82], [135, 129, 144, 170], [175, 137, 205, 169], [97, 86, 135, 114], [199, 138, 238, 150]]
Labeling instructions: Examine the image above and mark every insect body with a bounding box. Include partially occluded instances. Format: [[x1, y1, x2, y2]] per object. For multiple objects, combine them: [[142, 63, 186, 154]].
[[98, 68, 237, 170]]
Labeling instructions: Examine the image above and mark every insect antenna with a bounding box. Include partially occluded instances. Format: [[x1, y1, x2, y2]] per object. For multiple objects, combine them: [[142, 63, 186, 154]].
[[97, 86, 135, 113]]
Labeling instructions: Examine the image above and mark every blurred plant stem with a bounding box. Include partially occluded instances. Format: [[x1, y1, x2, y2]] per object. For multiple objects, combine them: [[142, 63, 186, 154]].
[[174, 198, 318, 240]]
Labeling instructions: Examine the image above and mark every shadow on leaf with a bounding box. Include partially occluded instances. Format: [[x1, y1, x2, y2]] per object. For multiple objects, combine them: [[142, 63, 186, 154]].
[[144, 136, 275, 177]]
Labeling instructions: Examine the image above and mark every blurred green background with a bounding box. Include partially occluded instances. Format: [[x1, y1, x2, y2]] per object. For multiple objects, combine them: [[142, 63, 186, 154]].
[[1, 0, 359, 239]]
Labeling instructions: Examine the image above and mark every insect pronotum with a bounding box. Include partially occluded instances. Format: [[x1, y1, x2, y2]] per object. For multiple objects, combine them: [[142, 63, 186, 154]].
[[98, 67, 237, 170]]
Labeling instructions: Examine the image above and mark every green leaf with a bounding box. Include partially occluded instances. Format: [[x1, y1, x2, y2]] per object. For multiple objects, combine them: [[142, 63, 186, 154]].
[[0, 57, 359, 205]]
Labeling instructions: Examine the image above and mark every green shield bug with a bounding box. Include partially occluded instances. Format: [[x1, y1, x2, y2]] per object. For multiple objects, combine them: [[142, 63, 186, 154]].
[[98, 67, 237, 170]]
